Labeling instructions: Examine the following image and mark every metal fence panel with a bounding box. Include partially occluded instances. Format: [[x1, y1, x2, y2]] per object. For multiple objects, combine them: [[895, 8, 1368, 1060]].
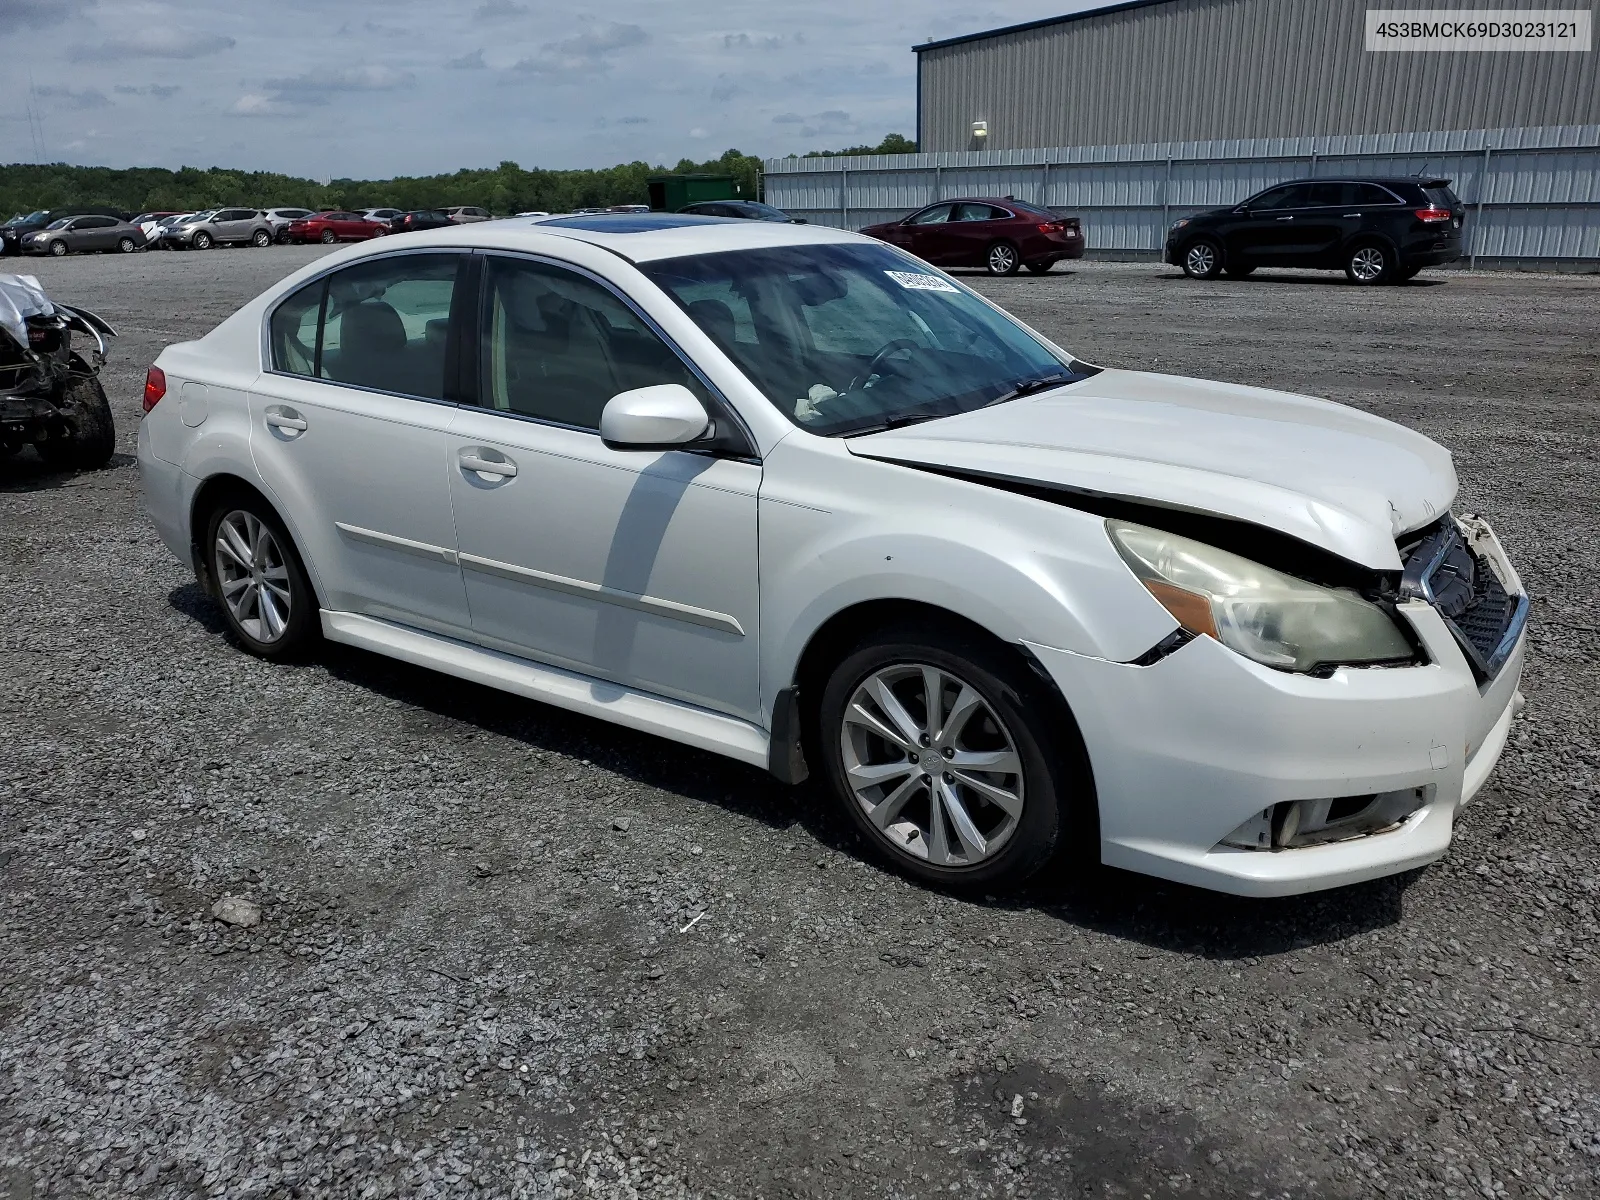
[[764, 124, 1600, 265]]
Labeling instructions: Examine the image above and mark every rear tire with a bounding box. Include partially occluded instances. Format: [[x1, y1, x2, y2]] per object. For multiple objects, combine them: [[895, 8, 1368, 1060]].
[[320, 229, 337, 244], [203, 496, 319, 661], [117, 236, 137, 253], [985, 241, 1021, 276], [816, 623, 1087, 892], [252, 229, 271, 248], [1345, 241, 1395, 285], [1181, 237, 1223, 279]]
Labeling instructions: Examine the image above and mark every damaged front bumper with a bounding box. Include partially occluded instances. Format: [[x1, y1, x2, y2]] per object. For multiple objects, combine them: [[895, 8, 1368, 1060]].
[[1028, 518, 1528, 897]]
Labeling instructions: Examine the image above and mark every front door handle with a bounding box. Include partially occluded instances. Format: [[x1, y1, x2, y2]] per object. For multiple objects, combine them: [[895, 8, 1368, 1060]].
[[1275, 215, 1294, 222], [264, 405, 307, 436], [459, 451, 518, 481], [1343, 213, 1362, 218]]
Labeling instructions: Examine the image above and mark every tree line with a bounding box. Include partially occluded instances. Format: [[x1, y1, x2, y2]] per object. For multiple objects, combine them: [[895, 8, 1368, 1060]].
[[0, 135, 916, 219]]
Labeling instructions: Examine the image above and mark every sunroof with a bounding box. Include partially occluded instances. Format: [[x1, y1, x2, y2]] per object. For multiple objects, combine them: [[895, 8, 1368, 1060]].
[[537, 213, 741, 233]]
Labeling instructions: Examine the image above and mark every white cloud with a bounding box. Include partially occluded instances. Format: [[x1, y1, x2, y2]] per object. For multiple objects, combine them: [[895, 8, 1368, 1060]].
[[35, 85, 112, 110], [474, 0, 527, 19], [514, 21, 647, 76], [264, 64, 415, 94], [72, 30, 235, 61], [0, 0, 92, 32]]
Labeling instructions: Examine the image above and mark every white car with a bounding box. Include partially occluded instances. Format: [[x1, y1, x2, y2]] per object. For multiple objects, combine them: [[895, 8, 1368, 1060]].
[[136, 215, 1528, 896]]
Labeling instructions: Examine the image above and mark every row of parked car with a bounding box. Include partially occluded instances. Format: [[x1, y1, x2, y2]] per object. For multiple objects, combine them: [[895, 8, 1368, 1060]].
[[3, 173, 1463, 282], [0, 205, 499, 258]]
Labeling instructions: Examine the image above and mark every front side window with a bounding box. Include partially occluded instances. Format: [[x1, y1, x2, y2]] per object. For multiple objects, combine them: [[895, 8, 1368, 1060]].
[[268, 253, 461, 399], [1250, 185, 1310, 211], [908, 204, 953, 226], [475, 255, 711, 431], [641, 242, 1094, 436]]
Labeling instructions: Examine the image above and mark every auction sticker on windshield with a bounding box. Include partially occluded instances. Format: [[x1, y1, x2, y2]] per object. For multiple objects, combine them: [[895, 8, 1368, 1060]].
[[885, 270, 959, 292]]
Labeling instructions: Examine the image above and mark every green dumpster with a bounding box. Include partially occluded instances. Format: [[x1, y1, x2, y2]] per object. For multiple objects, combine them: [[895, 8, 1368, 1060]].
[[648, 173, 740, 212]]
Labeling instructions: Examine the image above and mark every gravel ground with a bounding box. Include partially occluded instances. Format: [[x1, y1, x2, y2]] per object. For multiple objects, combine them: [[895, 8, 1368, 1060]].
[[1, 247, 1597, 1200]]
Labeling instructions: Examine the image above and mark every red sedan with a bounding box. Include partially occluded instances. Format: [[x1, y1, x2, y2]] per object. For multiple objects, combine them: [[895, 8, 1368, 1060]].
[[286, 211, 387, 245], [859, 197, 1085, 276]]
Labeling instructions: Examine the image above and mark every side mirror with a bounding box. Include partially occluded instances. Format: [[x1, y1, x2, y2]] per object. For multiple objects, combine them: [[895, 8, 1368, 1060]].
[[599, 384, 711, 452]]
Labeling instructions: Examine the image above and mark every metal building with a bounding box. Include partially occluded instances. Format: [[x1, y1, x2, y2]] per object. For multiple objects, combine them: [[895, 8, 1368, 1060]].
[[915, 0, 1600, 153]]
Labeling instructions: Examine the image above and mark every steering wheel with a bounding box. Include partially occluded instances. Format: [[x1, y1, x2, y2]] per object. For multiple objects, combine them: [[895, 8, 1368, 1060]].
[[848, 338, 920, 393]]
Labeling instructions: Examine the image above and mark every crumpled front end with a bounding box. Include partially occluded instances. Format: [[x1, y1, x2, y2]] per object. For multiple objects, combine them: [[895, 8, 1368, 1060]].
[[0, 273, 117, 457], [1029, 514, 1528, 897]]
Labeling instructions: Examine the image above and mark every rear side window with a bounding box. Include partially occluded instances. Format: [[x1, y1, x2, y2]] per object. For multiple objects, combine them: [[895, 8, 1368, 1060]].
[[1424, 185, 1460, 210], [269, 253, 461, 399], [1357, 184, 1401, 206]]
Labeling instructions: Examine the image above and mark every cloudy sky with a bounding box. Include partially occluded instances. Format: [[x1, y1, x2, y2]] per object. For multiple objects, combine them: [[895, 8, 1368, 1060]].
[[0, 0, 1104, 180]]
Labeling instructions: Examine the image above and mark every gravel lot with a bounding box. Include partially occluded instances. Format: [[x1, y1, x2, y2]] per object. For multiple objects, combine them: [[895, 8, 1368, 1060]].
[[2, 247, 1597, 1200]]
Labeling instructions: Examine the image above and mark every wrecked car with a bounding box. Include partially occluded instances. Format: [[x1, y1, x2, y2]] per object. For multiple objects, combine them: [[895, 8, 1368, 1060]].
[[0, 274, 117, 469], [136, 218, 1528, 897]]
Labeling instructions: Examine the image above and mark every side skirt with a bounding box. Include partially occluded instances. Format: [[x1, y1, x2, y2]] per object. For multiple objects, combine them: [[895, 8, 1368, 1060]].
[[320, 610, 770, 769]]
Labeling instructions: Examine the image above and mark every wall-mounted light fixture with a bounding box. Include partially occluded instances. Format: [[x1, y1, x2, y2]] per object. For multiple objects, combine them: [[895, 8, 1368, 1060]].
[[971, 120, 989, 141]]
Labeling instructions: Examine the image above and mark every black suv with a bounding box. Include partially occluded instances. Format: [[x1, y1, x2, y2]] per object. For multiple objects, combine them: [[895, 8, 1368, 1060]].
[[1165, 177, 1465, 285], [1, 206, 129, 256]]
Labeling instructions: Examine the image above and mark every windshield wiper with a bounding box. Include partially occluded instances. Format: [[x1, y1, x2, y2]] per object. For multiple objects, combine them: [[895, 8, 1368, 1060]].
[[984, 373, 1073, 408], [838, 409, 949, 437]]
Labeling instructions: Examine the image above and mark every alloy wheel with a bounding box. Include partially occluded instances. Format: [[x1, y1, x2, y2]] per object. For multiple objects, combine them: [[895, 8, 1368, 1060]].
[[49, 241, 67, 257], [1350, 247, 1386, 282], [214, 510, 293, 643], [839, 663, 1025, 867], [987, 243, 1017, 274], [1185, 242, 1216, 276]]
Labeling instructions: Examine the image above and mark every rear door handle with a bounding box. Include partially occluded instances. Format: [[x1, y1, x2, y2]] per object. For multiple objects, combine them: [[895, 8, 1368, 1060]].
[[1276, 215, 1294, 222], [459, 451, 517, 481], [264, 405, 307, 435], [1343, 213, 1362, 218]]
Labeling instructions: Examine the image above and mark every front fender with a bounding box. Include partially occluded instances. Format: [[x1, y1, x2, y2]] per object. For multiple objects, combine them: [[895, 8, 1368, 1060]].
[[756, 436, 1177, 720]]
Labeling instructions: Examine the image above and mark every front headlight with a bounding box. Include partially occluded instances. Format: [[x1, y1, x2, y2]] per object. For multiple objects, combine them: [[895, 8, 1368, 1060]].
[[1107, 520, 1414, 673], [1171, 218, 1190, 230]]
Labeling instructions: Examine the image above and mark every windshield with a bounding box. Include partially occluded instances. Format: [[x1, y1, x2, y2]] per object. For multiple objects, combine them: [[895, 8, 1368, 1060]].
[[46, 218, 73, 230], [639, 242, 1091, 436], [186, 211, 216, 223]]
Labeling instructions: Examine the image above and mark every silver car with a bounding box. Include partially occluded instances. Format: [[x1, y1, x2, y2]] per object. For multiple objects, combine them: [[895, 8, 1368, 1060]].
[[21, 215, 146, 257], [165, 208, 275, 250], [263, 208, 315, 243]]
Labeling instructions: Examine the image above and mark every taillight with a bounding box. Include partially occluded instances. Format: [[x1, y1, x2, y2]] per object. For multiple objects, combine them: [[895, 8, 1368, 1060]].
[[142, 365, 166, 413], [1415, 208, 1452, 223]]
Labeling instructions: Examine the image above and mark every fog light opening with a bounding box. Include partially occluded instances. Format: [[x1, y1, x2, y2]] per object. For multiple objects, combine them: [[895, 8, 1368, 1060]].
[[1220, 788, 1430, 852]]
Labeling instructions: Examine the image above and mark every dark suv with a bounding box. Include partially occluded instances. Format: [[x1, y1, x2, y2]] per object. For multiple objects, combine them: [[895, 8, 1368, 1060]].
[[1165, 177, 1465, 285]]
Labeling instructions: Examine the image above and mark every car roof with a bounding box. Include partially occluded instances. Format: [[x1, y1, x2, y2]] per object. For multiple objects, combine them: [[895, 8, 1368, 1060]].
[[1263, 176, 1452, 188], [354, 212, 866, 264]]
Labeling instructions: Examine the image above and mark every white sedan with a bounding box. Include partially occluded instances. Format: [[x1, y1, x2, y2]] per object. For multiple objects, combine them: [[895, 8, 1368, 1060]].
[[136, 214, 1527, 896]]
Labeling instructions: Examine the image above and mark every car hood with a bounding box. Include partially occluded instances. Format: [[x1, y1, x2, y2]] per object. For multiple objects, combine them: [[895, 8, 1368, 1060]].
[[845, 368, 1457, 570]]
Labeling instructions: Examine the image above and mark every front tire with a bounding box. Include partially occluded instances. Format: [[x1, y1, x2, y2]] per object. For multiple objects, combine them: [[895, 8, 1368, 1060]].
[[34, 374, 114, 470], [1345, 241, 1395, 285], [204, 499, 318, 660], [48, 240, 68, 257], [817, 625, 1083, 891], [193, 231, 213, 250], [985, 241, 1021, 276], [1181, 237, 1223, 279]]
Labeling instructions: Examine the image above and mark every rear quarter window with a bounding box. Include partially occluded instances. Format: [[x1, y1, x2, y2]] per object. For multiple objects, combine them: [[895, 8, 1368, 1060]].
[[1424, 186, 1461, 210]]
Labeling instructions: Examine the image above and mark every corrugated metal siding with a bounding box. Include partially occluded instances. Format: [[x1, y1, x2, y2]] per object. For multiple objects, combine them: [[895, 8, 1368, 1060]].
[[763, 124, 1600, 262], [915, 0, 1600, 152]]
